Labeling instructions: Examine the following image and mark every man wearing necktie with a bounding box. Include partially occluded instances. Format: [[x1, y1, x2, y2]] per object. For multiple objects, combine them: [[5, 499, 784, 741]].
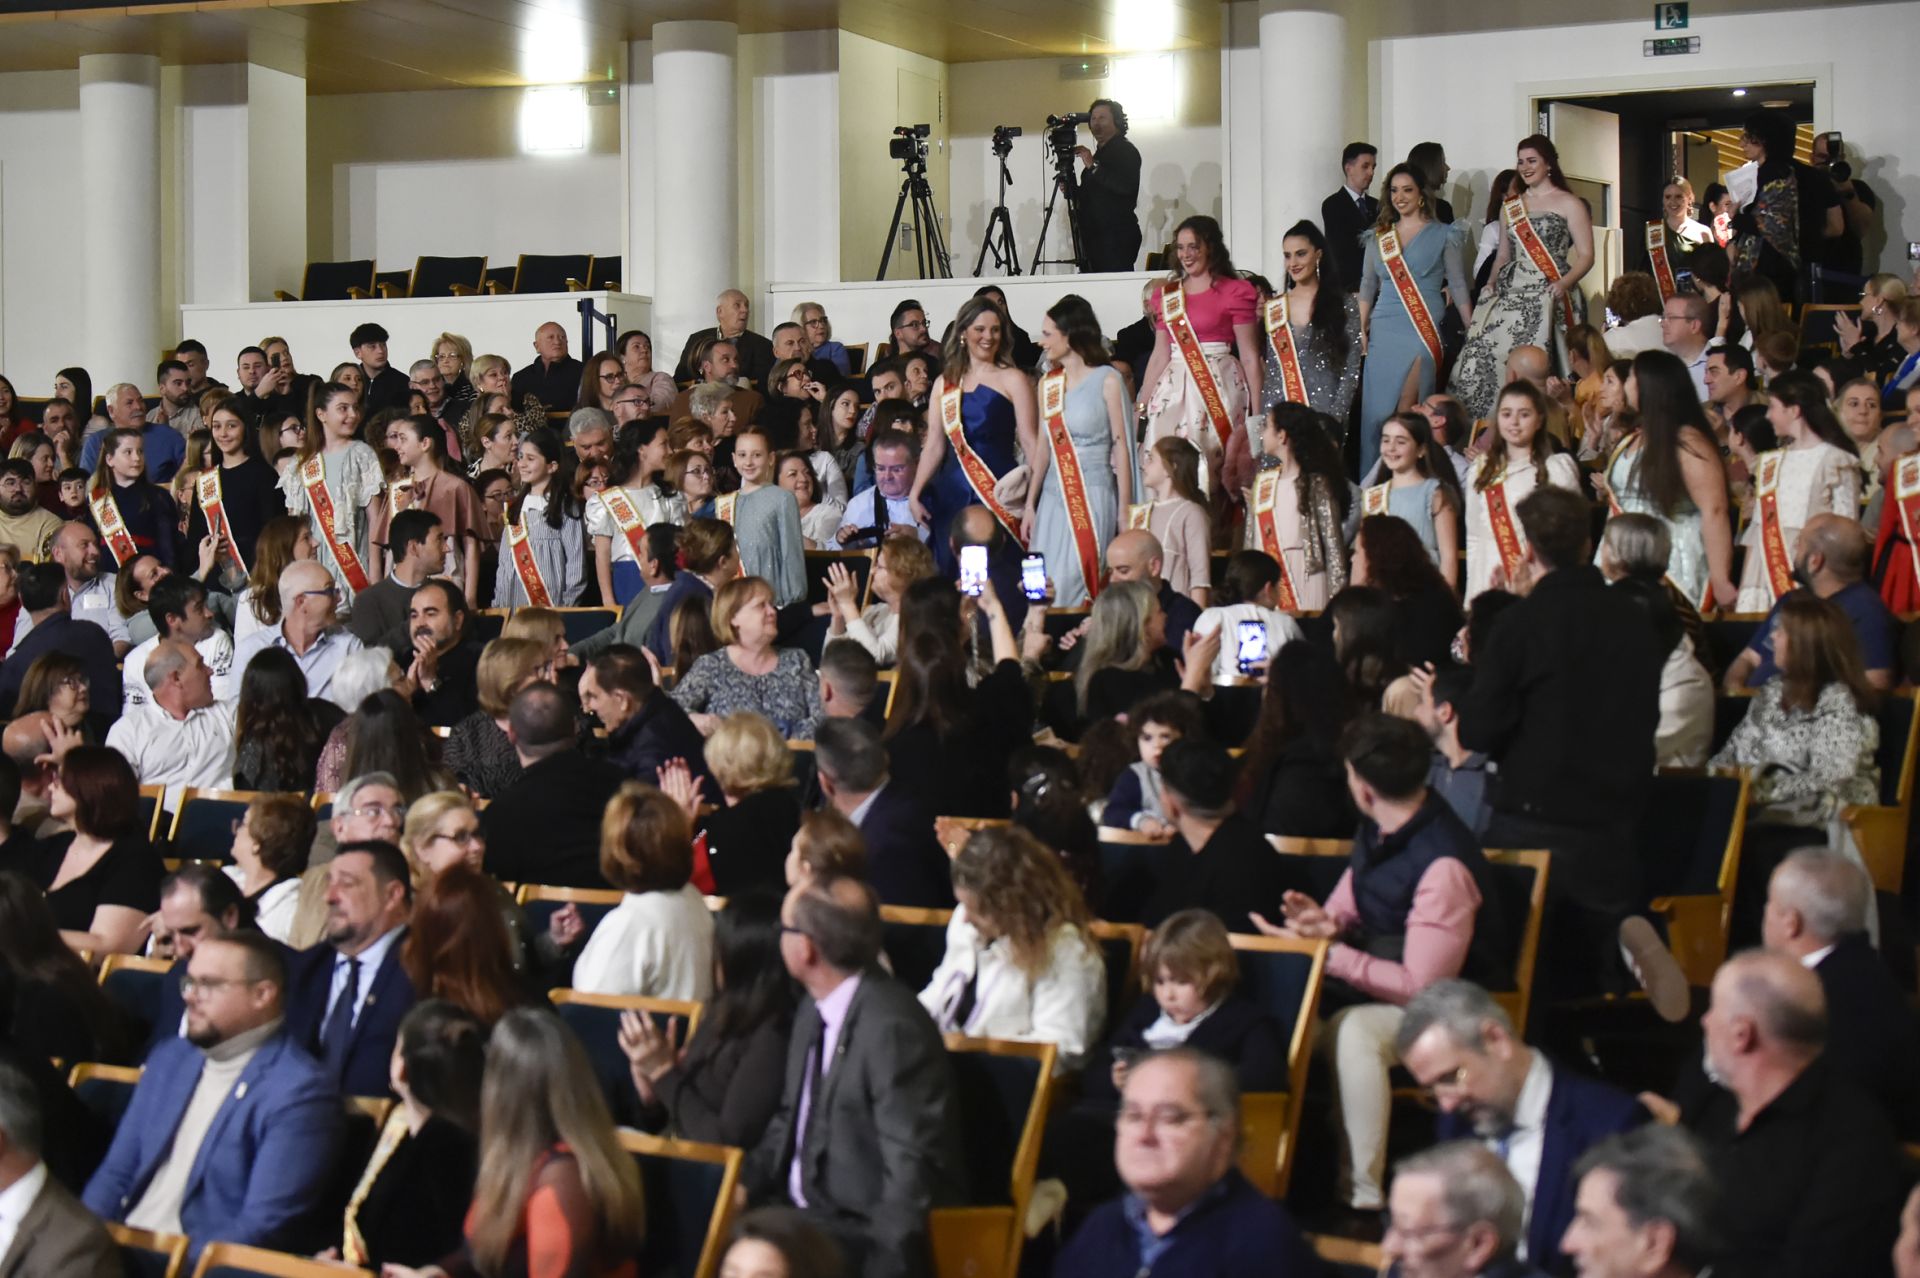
[[284, 841, 417, 1097], [1322, 142, 1381, 292], [743, 874, 963, 1278], [1397, 981, 1643, 1276]]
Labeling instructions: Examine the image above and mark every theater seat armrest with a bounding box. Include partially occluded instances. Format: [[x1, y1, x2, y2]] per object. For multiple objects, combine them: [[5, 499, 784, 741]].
[[1646, 893, 1724, 988], [1841, 804, 1906, 894], [346, 286, 371, 299], [273, 290, 297, 302], [565, 277, 587, 291], [449, 284, 479, 296]]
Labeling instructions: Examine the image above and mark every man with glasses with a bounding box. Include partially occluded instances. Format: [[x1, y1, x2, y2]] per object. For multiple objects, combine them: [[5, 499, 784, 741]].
[[1055, 1048, 1313, 1275], [283, 841, 417, 1096], [232, 559, 364, 706], [609, 383, 650, 427], [836, 431, 925, 548], [84, 931, 341, 1257], [1397, 981, 1641, 1273], [406, 359, 462, 451], [325, 772, 409, 861], [1659, 293, 1714, 400], [1382, 1142, 1543, 1278], [887, 300, 939, 363]]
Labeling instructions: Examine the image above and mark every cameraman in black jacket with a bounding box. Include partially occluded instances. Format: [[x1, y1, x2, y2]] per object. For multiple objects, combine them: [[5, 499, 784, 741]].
[[1073, 99, 1143, 272]]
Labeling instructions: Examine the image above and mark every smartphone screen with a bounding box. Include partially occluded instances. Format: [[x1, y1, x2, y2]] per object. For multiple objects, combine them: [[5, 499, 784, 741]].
[[959, 544, 989, 597], [1020, 553, 1047, 601], [1675, 269, 1695, 292], [1236, 620, 1268, 675]]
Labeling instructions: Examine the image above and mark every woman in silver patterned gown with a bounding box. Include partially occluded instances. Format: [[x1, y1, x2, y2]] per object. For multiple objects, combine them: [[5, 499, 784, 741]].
[[1259, 221, 1362, 433], [1449, 134, 1595, 421]]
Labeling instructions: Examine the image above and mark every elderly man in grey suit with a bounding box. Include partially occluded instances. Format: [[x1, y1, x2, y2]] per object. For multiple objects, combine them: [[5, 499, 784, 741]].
[[745, 874, 965, 1278], [0, 1058, 117, 1278]]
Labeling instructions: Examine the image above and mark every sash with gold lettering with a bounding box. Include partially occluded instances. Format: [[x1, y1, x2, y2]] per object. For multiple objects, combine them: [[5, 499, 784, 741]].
[[601, 487, 651, 562], [88, 483, 138, 567], [1126, 501, 1154, 531], [1646, 220, 1678, 302], [1159, 285, 1234, 451], [505, 516, 553, 607], [1263, 295, 1309, 406], [940, 386, 1026, 545], [714, 492, 737, 526], [1481, 467, 1527, 588], [1895, 455, 1920, 588], [1505, 197, 1576, 332], [1040, 371, 1103, 600], [195, 469, 247, 572], [299, 455, 372, 593], [1378, 228, 1444, 369], [1361, 482, 1391, 517], [1251, 471, 1300, 611], [1752, 449, 1795, 603]]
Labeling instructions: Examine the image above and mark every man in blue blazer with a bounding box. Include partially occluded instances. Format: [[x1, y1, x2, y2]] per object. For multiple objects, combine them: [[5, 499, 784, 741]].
[[281, 841, 417, 1097], [1397, 980, 1644, 1276], [83, 932, 341, 1257]]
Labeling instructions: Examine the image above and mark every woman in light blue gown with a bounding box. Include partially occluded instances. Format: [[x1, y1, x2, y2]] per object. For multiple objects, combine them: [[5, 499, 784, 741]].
[[1025, 295, 1130, 607]]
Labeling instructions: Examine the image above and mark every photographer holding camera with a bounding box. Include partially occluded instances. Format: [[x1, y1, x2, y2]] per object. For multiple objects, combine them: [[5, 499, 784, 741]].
[[1071, 99, 1143, 272], [1812, 130, 1878, 281]]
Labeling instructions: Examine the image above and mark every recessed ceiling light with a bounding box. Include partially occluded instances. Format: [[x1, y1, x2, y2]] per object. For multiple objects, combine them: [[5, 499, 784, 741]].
[[1762, 99, 1793, 108], [1731, 88, 1748, 96]]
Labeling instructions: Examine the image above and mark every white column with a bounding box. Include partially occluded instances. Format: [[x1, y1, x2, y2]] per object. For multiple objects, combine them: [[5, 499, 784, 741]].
[[81, 53, 162, 386], [652, 21, 737, 365], [1258, 7, 1347, 276], [246, 65, 307, 304]]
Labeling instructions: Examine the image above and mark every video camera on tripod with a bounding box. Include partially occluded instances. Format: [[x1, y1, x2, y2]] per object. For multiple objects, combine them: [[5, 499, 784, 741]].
[[890, 123, 931, 165], [876, 123, 951, 281], [1031, 111, 1091, 273], [990, 124, 1022, 159]]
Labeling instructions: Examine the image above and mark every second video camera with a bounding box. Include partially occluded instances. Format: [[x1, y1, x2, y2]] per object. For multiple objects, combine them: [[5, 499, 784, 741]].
[[1046, 111, 1090, 150], [889, 123, 931, 164]]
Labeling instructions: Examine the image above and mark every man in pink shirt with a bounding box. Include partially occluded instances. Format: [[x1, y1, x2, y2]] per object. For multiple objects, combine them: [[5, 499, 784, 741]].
[[1254, 713, 1505, 1218]]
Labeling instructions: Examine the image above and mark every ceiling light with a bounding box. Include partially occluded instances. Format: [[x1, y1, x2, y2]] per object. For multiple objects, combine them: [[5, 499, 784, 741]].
[[1113, 0, 1177, 51], [521, 86, 587, 153], [1731, 88, 1747, 97], [1762, 99, 1793, 108]]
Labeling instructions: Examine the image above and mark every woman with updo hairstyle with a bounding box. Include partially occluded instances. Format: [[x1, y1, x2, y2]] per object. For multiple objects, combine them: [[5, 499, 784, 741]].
[[1025, 293, 1130, 607], [223, 794, 314, 943], [658, 710, 801, 897], [571, 780, 715, 1001], [920, 825, 1105, 1072], [783, 808, 868, 888]]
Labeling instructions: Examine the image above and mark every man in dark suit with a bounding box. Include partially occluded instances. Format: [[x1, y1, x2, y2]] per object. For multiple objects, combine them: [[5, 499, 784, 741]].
[[282, 841, 416, 1097], [1141, 738, 1284, 930], [814, 717, 953, 909], [511, 321, 586, 413], [1105, 529, 1201, 656], [1399, 980, 1643, 1275], [1762, 846, 1920, 1138], [85, 933, 341, 1258], [1320, 141, 1380, 291], [482, 681, 629, 888], [1072, 98, 1142, 272], [579, 645, 712, 793], [144, 864, 253, 1053], [745, 875, 964, 1278], [1448, 487, 1679, 1014], [674, 289, 776, 389], [0, 1058, 118, 1277]]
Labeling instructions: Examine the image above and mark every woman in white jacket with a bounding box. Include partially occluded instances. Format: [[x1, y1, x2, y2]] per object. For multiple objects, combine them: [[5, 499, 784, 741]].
[[919, 826, 1106, 1073]]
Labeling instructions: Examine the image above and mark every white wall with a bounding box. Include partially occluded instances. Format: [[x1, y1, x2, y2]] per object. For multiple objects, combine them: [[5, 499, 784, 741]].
[[179, 66, 249, 308], [838, 32, 949, 283], [1370, 1, 1918, 276], [744, 30, 839, 288], [948, 49, 1222, 279], [0, 71, 80, 390], [310, 87, 623, 278]]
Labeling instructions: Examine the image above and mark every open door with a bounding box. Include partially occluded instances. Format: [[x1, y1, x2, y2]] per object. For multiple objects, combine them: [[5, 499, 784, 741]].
[[1547, 99, 1622, 305]]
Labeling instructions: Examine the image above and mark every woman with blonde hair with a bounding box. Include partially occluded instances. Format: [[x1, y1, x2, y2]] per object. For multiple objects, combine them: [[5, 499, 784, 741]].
[[823, 533, 936, 666], [501, 608, 569, 672], [919, 825, 1105, 1072], [458, 354, 513, 459], [669, 575, 821, 739], [571, 781, 715, 1000], [380, 1008, 645, 1278], [443, 637, 552, 799], [1837, 272, 1910, 379], [434, 332, 476, 414], [659, 711, 800, 897]]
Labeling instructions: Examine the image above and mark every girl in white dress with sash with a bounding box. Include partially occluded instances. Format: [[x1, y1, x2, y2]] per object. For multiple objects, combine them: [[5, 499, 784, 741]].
[[1735, 372, 1864, 613], [1464, 382, 1581, 602], [279, 382, 383, 615]]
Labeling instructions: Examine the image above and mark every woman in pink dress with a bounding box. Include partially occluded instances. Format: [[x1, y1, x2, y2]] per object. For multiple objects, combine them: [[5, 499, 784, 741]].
[[1131, 216, 1264, 507]]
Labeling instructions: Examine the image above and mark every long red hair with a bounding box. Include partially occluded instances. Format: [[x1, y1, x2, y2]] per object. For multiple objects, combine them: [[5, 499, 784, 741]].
[[402, 863, 522, 1025]]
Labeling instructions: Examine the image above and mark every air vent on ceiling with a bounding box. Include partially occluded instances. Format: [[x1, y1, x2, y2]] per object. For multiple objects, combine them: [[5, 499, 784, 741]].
[[1060, 58, 1110, 80]]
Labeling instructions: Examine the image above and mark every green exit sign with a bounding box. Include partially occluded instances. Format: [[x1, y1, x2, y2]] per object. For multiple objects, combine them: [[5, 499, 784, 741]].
[[1655, 2, 1690, 27], [1645, 36, 1701, 56]]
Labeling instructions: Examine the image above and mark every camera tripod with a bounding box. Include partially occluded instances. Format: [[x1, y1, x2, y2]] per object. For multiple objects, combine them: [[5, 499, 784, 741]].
[[876, 157, 953, 281], [972, 148, 1021, 277], [1030, 149, 1087, 274]]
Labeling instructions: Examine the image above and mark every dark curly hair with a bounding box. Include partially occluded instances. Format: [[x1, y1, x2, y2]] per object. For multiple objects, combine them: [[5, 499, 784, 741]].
[[1354, 514, 1450, 602]]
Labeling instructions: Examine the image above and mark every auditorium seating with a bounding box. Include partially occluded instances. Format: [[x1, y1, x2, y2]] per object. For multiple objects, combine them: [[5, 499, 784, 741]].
[[167, 789, 280, 863], [517, 883, 623, 937], [107, 1222, 190, 1278], [384, 255, 487, 298], [878, 903, 954, 994], [1310, 1233, 1387, 1276], [188, 1242, 364, 1277], [549, 988, 703, 1114], [928, 1036, 1056, 1278], [1640, 769, 1751, 986], [619, 1130, 741, 1278], [272, 260, 375, 302], [1845, 692, 1920, 893], [1226, 933, 1328, 1197], [99, 953, 174, 1039], [1085, 920, 1143, 1039], [68, 1061, 142, 1134], [804, 548, 874, 606], [138, 784, 165, 841]]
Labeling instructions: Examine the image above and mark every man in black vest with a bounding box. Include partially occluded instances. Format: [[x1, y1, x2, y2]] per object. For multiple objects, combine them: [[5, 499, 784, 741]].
[[1072, 98, 1143, 273]]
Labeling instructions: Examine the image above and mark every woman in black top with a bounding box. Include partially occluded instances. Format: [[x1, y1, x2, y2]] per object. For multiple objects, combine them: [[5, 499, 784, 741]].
[[660, 712, 801, 898], [0, 870, 135, 1064], [31, 746, 158, 955], [336, 999, 484, 1269], [186, 397, 285, 589], [618, 892, 796, 1146], [1349, 514, 1464, 673], [231, 647, 338, 791], [1234, 642, 1356, 838]]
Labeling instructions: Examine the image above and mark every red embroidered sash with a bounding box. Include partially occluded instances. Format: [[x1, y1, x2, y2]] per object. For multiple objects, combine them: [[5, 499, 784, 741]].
[[1483, 472, 1527, 587], [1263, 295, 1309, 406], [940, 386, 1026, 545], [1125, 502, 1154, 531], [601, 488, 651, 562], [1895, 456, 1920, 589], [714, 492, 738, 526], [1753, 449, 1795, 603], [1160, 285, 1234, 450], [299, 455, 371, 592], [1505, 197, 1576, 332], [1646, 220, 1677, 302], [196, 469, 246, 572], [88, 483, 138, 566], [1040, 371, 1102, 599], [1361, 483, 1391, 517], [1379, 228, 1444, 368], [1251, 471, 1299, 611], [1712, 212, 1732, 247], [505, 517, 553, 606]]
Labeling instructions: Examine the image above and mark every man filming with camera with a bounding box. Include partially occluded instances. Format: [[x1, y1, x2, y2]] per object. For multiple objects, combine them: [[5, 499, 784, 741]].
[[1071, 98, 1143, 272]]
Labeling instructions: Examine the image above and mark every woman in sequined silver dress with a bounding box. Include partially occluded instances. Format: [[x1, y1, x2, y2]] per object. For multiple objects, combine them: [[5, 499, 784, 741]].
[[1258, 222, 1362, 436], [1449, 135, 1595, 421]]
